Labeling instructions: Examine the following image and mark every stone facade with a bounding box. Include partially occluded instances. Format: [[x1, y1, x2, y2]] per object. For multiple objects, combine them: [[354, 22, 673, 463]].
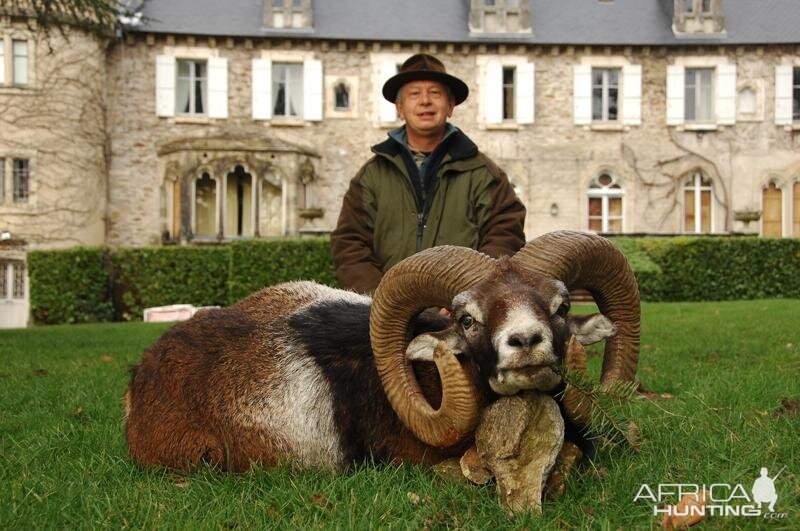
[[2, 15, 800, 253]]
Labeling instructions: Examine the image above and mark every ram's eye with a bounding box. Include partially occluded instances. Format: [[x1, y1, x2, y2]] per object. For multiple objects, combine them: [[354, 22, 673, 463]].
[[556, 303, 570, 317], [459, 314, 474, 329]]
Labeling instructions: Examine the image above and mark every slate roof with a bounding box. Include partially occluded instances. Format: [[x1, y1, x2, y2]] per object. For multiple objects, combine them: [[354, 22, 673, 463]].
[[131, 0, 800, 45]]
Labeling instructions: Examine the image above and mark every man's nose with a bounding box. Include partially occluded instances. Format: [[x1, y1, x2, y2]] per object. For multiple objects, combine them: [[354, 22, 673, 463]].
[[419, 91, 431, 104]]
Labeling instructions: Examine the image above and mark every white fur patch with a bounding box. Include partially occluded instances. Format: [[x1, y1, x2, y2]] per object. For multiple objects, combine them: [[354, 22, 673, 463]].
[[492, 306, 555, 369], [571, 314, 616, 345], [237, 348, 345, 469]]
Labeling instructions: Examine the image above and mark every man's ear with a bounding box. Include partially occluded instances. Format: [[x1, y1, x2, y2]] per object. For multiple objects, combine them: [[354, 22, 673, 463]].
[[568, 313, 616, 345], [406, 329, 467, 361]]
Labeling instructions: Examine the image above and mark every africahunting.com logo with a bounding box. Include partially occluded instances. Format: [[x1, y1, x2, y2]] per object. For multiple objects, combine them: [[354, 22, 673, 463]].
[[633, 466, 788, 520]]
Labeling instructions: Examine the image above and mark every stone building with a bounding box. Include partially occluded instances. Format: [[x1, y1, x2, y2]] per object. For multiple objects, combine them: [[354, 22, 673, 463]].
[[1, 0, 799, 326]]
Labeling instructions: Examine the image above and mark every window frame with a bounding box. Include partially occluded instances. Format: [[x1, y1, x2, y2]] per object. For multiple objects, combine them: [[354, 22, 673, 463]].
[[793, 67, 800, 122], [684, 67, 715, 123], [587, 173, 625, 233], [12, 158, 29, 203], [591, 67, 620, 123], [682, 171, 715, 234], [175, 58, 208, 116], [271, 61, 304, 119]]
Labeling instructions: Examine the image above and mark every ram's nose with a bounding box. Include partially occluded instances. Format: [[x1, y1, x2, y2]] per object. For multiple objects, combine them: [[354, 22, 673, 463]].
[[506, 330, 544, 350]]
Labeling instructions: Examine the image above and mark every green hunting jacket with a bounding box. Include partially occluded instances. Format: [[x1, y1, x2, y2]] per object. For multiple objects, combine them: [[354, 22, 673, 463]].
[[330, 127, 526, 293]]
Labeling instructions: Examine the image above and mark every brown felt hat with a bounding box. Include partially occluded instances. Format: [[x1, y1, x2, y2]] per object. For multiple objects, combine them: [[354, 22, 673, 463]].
[[382, 54, 469, 105]]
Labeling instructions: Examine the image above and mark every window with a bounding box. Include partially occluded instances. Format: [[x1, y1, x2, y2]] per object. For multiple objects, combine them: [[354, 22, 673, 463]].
[[502, 66, 515, 120], [701, 0, 712, 12], [469, 0, 531, 34], [685, 0, 694, 12], [194, 172, 217, 238], [794, 181, 800, 237], [587, 173, 624, 233], [481, 58, 534, 125], [13, 159, 28, 203], [1, 261, 26, 300], [176, 59, 207, 115], [334, 82, 349, 110], [793, 67, 800, 121], [685, 68, 714, 122], [592, 68, 620, 122], [762, 181, 782, 237], [0, 42, 4, 84], [0, 158, 4, 202], [224, 165, 254, 238], [683, 172, 713, 233], [272, 62, 303, 118], [266, 0, 312, 29], [12, 40, 27, 85]]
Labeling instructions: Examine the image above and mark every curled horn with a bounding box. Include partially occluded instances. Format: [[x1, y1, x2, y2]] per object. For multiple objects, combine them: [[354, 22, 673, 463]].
[[510, 230, 640, 386], [370, 247, 496, 448]]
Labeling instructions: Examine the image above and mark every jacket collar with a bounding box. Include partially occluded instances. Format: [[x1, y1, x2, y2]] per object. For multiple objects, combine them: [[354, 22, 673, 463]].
[[372, 124, 478, 163]]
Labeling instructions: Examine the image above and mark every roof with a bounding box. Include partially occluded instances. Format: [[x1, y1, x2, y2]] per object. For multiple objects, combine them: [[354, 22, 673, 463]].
[[131, 0, 800, 45]]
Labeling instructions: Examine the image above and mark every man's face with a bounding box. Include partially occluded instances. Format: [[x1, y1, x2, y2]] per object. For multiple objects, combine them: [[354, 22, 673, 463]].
[[396, 80, 455, 140]]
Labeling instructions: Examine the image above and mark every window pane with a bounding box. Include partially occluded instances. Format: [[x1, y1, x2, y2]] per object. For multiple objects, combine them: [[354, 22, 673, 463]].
[[292, 0, 302, 7], [793, 182, 800, 237], [700, 190, 711, 232], [288, 63, 303, 116], [13, 40, 28, 85], [177, 77, 191, 113], [608, 87, 618, 121], [507, 0, 519, 6], [13, 159, 28, 203], [225, 166, 253, 238], [684, 190, 695, 230], [598, 173, 612, 186], [592, 87, 603, 121], [178, 60, 190, 77], [685, 0, 694, 12], [609, 197, 622, 216], [701, 0, 711, 12], [607, 218, 622, 233], [195, 173, 217, 237], [588, 218, 602, 231], [0, 264, 7, 298], [12, 262, 25, 299], [793, 68, 800, 121], [588, 197, 602, 217], [272, 0, 283, 7], [502, 67, 514, 120], [0, 158, 5, 202], [334, 83, 349, 109], [485, 0, 496, 5], [685, 70, 697, 121], [698, 69, 713, 121], [0, 43, 4, 84]]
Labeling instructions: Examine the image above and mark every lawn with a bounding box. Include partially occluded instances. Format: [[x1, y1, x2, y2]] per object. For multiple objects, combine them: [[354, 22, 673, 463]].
[[1, 300, 798, 529]]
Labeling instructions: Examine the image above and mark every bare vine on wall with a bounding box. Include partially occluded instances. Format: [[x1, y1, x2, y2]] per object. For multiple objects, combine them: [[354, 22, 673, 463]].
[[0, 27, 110, 245], [621, 130, 732, 232]]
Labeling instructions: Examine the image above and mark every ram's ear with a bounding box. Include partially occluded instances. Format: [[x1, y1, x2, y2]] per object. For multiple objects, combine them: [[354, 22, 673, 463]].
[[568, 313, 616, 345], [406, 329, 467, 361]]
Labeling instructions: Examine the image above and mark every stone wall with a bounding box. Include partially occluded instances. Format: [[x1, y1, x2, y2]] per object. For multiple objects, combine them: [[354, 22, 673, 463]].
[[0, 20, 108, 250]]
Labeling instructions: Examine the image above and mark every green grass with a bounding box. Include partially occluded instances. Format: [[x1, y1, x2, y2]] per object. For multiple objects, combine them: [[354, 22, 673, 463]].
[[1, 300, 798, 529]]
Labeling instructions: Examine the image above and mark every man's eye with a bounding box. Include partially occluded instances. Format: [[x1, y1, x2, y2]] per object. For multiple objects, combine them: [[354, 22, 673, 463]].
[[459, 315, 474, 329]]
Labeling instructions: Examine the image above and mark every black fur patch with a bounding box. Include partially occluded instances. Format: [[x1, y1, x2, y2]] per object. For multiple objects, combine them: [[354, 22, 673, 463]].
[[288, 300, 448, 464]]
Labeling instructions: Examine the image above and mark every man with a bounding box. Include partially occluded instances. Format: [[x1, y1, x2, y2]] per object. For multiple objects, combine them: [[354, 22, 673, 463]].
[[331, 53, 526, 293]]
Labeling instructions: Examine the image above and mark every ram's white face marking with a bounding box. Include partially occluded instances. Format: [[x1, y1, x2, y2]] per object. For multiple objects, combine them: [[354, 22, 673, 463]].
[[451, 292, 485, 324], [489, 303, 559, 395]]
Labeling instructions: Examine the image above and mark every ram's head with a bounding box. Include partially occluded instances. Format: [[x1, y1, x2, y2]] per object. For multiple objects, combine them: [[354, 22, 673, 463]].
[[370, 230, 640, 447]]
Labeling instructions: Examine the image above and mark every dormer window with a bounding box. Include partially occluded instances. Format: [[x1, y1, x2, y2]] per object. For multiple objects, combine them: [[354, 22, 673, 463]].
[[263, 0, 313, 30], [673, 0, 725, 36], [469, 0, 531, 35]]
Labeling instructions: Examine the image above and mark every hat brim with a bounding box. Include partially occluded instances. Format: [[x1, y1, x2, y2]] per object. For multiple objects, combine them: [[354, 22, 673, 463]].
[[382, 70, 469, 105]]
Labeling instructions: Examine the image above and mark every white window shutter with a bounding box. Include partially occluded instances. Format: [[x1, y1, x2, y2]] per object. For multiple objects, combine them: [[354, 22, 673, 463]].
[[573, 65, 592, 125], [303, 59, 323, 121], [666, 65, 685, 125], [155, 55, 176, 117], [484, 60, 503, 124], [207, 57, 228, 118], [622, 64, 642, 126], [775, 65, 793, 125], [252, 58, 272, 120], [378, 61, 397, 123], [715, 64, 736, 125], [515, 62, 535, 124]]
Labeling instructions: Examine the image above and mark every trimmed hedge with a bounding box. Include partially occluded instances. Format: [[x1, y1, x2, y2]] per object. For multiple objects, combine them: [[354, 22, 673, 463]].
[[635, 237, 800, 301], [228, 238, 337, 303], [112, 246, 230, 320], [25, 236, 800, 324], [28, 247, 113, 325]]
